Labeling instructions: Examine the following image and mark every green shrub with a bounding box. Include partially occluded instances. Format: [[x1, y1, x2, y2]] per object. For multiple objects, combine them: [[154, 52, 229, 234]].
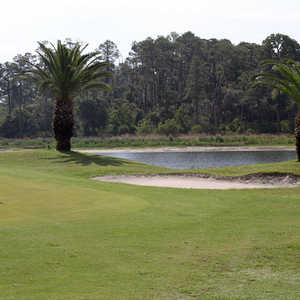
[[280, 120, 292, 133], [157, 119, 182, 136], [191, 124, 202, 134], [136, 119, 156, 135], [215, 136, 224, 143], [191, 119, 211, 134]]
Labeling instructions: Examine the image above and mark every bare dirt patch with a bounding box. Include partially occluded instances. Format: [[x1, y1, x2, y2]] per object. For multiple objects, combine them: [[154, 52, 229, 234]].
[[91, 172, 300, 190]]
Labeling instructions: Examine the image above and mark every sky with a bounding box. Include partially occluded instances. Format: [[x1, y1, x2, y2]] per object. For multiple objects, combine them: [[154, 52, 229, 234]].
[[1, 0, 300, 63]]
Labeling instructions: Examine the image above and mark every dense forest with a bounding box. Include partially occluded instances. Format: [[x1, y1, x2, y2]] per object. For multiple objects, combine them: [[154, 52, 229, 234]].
[[0, 32, 300, 138]]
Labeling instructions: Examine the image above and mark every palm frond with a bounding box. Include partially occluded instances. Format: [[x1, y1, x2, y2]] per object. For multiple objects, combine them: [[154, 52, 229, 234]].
[[253, 59, 300, 106], [23, 40, 112, 100]]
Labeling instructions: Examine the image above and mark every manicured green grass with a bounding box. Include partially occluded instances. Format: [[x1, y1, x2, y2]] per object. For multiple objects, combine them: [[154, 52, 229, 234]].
[[195, 159, 300, 177], [1, 150, 300, 299]]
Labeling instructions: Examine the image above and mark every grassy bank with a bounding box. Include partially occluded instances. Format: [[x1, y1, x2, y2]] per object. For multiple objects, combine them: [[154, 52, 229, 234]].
[[1, 150, 300, 299], [0, 134, 296, 150]]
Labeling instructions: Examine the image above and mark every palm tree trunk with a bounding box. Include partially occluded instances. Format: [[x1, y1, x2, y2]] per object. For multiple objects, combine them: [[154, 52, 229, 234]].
[[53, 98, 74, 152], [295, 111, 300, 162]]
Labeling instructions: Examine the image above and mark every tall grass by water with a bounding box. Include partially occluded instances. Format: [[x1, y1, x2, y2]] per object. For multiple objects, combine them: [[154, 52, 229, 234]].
[[0, 134, 296, 150]]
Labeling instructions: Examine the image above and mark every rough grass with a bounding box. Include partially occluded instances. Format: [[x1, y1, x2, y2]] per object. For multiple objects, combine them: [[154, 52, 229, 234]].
[[1, 150, 300, 299], [0, 134, 296, 150]]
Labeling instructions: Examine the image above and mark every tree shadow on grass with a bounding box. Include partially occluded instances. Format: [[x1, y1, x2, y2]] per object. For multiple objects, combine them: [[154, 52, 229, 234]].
[[46, 151, 125, 166]]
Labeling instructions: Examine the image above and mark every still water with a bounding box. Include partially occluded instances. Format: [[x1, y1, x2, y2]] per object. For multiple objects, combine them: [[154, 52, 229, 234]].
[[97, 150, 296, 169]]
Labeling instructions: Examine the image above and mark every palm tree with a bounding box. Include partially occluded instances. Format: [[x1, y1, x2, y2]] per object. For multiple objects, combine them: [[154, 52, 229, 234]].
[[25, 41, 111, 152], [253, 59, 300, 161]]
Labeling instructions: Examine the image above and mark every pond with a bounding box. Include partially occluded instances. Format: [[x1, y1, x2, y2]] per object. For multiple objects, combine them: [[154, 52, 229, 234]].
[[95, 150, 296, 169]]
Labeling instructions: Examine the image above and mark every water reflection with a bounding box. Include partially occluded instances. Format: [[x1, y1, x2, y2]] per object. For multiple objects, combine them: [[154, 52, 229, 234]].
[[96, 151, 296, 169]]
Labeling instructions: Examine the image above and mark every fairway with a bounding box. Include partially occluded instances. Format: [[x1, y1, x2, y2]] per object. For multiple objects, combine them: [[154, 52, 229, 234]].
[[1, 150, 300, 299]]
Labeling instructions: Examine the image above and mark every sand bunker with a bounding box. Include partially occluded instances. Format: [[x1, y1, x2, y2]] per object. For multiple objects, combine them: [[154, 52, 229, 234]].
[[91, 173, 300, 190]]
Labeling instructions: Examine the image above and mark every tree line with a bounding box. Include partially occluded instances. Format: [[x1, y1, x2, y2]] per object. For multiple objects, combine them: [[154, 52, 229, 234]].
[[0, 32, 300, 138]]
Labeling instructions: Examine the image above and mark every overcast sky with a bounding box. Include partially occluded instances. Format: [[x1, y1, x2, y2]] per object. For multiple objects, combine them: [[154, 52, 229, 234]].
[[1, 0, 300, 62]]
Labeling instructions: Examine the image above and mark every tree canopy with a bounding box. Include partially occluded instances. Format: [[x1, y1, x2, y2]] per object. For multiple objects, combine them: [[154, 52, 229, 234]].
[[0, 33, 299, 138]]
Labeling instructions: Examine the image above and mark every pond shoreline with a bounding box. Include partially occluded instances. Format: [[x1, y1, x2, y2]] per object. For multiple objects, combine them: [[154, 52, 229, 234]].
[[78, 145, 295, 153]]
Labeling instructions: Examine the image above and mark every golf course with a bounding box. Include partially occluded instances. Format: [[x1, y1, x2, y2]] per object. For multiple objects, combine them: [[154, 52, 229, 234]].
[[1, 149, 300, 299]]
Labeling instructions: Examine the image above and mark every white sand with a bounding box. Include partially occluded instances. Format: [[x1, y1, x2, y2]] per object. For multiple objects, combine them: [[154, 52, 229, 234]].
[[86, 146, 298, 189], [91, 175, 297, 189]]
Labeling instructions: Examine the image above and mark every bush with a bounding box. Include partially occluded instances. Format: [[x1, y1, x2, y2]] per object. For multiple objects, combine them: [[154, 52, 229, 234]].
[[280, 120, 293, 133], [191, 124, 202, 134], [225, 118, 245, 134], [157, 119, 181, 136], [136, 119, 155, 135], [190, 118, 211, 134], [174, 106, 191, 133], [119, 125, 130, 135], [191, 122, 210, 134], [215, 135, 224, 143]]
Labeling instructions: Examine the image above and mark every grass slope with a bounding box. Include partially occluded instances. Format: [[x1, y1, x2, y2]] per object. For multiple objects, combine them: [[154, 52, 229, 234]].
[[1, 150, 300, 299]]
